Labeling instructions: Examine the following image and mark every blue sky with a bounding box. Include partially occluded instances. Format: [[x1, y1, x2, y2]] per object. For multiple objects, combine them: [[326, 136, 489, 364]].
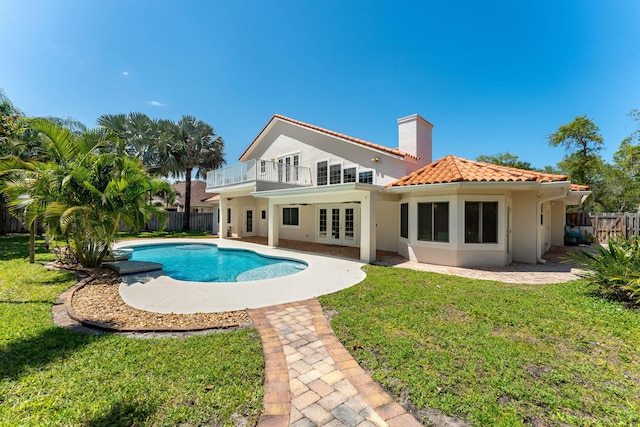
[[1, 0, 638, 170]]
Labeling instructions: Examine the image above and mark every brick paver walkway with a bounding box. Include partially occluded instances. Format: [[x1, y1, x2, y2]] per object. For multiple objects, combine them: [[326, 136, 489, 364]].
[[249, 299, 421, 427]]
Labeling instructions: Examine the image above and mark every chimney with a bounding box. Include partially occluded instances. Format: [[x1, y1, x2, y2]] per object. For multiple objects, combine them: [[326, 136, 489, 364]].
[[397, 114, 433, 171]]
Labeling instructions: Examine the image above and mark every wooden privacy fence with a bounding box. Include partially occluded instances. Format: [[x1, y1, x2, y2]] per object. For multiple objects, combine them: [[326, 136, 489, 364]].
[[1, 207, 29, 233], [1, 205, 214, 234], [143, 212, 214, 232], [593, 213, 640, 242], [566, 212, 593, 227]]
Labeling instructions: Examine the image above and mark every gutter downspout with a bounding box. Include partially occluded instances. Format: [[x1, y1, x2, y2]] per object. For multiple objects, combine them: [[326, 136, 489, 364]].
[[536, 186, 570, 264]]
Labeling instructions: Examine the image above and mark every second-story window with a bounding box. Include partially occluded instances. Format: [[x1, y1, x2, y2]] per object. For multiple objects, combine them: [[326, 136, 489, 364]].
[[359, 170, 373, 184], [330, 164, 341, 184], [260, 160, 266, 174], [317, 161, 328, 186], [343, 167, 356, 183]]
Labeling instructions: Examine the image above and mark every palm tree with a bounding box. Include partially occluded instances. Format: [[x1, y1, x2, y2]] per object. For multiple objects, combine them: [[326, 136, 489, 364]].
[[97, 112, 164, 172], [158, 116, 224, 230], [0, 119, 172, 267]]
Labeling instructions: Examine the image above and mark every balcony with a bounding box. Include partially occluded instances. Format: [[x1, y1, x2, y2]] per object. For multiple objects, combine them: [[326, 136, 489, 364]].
[[206, 159, 312, 190]]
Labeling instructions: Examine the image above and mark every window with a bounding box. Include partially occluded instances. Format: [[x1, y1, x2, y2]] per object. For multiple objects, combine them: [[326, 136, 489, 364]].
[[343, 167, 356, 183], [330, 164, 341, 184], [465, 201, 498, 243], [359, 170, 373, 184], [260, 160, 266, 174], [261, 210, 266, 220], [282, 207, 299, 226], [417, 202, 449, 242], [227, 208, 231, 224], [400, 203, 408, 238], [246, 210, 253, 233], [317, 161, 328, 186]]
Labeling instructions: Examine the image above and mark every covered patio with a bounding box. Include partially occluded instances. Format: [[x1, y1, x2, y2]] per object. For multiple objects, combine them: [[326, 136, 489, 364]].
[[235, 236, 586, 284]]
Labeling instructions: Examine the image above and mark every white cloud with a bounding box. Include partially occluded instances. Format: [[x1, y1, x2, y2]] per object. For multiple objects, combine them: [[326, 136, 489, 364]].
[[121, 71, 129, 76], [149, 100, 167, 107]]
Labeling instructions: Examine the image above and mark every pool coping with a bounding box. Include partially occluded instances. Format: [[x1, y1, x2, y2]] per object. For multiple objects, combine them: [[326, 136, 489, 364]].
[[115, 238, 367, 314]]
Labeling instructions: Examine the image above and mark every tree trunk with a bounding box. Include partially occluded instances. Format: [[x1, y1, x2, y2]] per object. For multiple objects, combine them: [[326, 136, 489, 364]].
[[183, 168, 192, 230], [29, 222, 35, 264]]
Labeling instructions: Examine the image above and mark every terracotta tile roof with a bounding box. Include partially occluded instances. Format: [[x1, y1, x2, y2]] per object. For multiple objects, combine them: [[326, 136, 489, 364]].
[[239, 114, 418, 161], [570, 183, 589, 191], [388, 155, 570, 187]]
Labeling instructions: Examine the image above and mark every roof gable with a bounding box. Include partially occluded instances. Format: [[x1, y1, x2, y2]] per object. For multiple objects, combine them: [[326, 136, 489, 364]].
[[239, 114, 418, 161], [388, 155, 569, 187], [172, 180, 211, 205]]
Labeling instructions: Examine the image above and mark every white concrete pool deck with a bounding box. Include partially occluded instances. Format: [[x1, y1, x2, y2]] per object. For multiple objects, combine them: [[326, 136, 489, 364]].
[[115, 238, 366, 314]]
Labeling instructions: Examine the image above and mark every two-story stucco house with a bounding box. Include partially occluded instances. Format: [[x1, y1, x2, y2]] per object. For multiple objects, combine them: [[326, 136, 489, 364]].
[[206, 114, 589, 266]]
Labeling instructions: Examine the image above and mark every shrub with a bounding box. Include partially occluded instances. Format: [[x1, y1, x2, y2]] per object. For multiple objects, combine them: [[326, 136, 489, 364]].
[[570, 238, 640, 305]]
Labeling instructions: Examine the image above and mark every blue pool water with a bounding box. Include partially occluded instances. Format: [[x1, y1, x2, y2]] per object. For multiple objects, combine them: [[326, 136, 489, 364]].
[[124, 243, 307, 282]]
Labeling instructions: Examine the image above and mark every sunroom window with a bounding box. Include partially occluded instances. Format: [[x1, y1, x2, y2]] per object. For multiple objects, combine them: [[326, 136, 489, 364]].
[[417, 202, 449, 242], [465, 201, 498, 243]]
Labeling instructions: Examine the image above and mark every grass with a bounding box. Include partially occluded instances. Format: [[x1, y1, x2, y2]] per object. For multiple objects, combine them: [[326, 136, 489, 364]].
[[320, 265, 640, 427], [0, 234, 264, 426]]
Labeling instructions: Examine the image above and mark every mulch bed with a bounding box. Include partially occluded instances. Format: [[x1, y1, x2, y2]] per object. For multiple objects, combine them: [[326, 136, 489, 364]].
[[63, 266, 250, 331]]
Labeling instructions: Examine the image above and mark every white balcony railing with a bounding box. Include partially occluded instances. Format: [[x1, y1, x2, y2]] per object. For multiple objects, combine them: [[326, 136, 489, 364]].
[[206, 159, 312, 190]]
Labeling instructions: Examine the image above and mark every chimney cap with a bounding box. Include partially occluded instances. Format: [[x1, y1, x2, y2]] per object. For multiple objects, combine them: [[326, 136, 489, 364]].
[[397, 114, 434, 128]]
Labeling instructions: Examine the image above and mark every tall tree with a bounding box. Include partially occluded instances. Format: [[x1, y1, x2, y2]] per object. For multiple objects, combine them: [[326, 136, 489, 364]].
[[548, 115, 604, 185], [548, 115, 606, 210], [476, 152, 534, 170], [158, 116, 224, 230], [98, 112, 164, 172]]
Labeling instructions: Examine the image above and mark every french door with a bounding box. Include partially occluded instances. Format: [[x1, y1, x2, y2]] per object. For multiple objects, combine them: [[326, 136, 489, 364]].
[[318, 205, 359, 246], [243, 207, 255, 236]]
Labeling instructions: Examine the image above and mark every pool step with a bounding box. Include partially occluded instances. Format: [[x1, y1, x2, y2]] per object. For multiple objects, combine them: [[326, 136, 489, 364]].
[[103, 260, 163, 275]]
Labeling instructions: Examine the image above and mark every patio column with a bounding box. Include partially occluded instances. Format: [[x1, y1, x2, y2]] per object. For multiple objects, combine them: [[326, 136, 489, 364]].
[[219, 197, 227, 239], [268, 199, 279, 247], [360, 192, 377, 263]]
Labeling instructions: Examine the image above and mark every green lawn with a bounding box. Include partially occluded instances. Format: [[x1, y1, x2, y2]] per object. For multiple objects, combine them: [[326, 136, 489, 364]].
[[320, 265, 640, 427], [0, 235, 263, 427]]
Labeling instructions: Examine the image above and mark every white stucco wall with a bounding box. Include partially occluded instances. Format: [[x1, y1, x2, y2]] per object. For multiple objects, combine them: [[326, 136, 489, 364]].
[[511, 191, 538, 264], [277, 204, 316, 242], [550, 201, 566, 247], [375, 200, 399, 252], [396, 192, 509, 267], [246, 121, 411, 187]]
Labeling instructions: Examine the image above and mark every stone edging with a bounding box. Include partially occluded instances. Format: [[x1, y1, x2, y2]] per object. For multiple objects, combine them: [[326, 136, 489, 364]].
[[54, 275, 248, 333]]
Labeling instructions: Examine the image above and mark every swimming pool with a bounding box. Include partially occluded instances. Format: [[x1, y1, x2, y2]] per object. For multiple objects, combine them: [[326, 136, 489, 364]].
[[122, 243, 307, 282]]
